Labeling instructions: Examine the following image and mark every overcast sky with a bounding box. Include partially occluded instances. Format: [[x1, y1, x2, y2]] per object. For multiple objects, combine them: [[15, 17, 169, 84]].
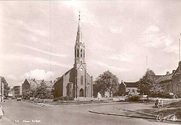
[[0, 0, 181, 87]]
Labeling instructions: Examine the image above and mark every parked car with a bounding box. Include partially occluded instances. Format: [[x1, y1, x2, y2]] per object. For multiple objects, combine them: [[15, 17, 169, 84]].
[[17, 97, 22, 101]]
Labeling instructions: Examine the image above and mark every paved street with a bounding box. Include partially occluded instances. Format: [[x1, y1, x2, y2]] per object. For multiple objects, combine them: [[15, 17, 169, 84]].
[[0, 100, 177, 125]]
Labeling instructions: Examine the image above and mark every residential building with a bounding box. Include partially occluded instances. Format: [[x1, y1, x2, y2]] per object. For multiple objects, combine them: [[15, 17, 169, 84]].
[[0, 76, 5, 102], [12, 86, 22, 98], [124, 82, 139, 95], [22, 79, 53, 97], [53, 14, 93, 98], [156, 71, 173, 93], [172, 62, 181, 97]]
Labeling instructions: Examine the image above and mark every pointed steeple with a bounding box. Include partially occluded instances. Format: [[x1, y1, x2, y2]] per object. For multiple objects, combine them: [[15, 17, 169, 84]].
[[76, 12, 82, 43]]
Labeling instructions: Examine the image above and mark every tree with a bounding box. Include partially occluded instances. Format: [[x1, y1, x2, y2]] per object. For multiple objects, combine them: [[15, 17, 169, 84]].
[[138, 69, 162, 95], [94, 70, 119, 97], [34, 82, 53, 99]]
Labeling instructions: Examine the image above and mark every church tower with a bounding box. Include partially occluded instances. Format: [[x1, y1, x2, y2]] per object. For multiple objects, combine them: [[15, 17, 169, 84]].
[[74, 12, 88, 98], [53, 12, 93, 99], [74, 12, 86, 68]]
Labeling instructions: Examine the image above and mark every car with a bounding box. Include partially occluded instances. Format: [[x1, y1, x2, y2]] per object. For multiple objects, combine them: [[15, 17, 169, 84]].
[[17, 97, 22, 101]]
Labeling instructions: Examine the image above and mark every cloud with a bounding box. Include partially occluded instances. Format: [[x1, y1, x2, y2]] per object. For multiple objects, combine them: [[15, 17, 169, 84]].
[[139, 25, 173, 48], [93, 60, 130, 72], [6, 75, 18, 81], [21, 69, 54, 80], [15, 44, 68, 57], [62, 1, 101, 28], [109, 26, 123, 34], [0, 54, 70, 68], [109, 53, 133, 62], [145, 25, 160, 33], [162, 45, 179, 54], [16, 20, 48, 37]]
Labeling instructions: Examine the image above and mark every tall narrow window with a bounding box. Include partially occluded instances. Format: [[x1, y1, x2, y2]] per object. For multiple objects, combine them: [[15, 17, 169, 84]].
[[81, 76, 83, 85], [77, 49, 79, 57], [81, 49, 82, 57], [83, 50, 85, 58]]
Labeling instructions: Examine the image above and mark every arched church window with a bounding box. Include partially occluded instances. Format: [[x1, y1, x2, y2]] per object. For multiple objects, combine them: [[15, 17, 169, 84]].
[[81, 76, 83, 85], [81, 49, 82, 57], [77, 49, 79, 57]]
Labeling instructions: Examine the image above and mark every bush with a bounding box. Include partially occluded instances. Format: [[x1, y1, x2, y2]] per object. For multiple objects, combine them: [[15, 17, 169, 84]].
[[149, 92, 173, 98], [126, 95, 140, 102], [53, 96, 74, 101]]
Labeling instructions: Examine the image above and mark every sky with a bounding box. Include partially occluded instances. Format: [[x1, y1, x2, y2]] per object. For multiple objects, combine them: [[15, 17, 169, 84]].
[[0, 0, 181, 87]]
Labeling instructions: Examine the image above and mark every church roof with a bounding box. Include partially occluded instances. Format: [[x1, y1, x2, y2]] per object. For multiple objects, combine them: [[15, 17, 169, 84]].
[[54, 68, 74, 84]]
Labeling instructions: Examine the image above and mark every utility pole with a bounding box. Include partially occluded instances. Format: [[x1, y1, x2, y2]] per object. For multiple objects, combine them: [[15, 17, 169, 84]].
[[179, 39, 180, 62], [179, 33, 181, 62]]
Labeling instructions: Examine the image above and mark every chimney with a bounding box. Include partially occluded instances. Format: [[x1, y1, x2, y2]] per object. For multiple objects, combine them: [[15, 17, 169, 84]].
[[166, 71, 169, 75]]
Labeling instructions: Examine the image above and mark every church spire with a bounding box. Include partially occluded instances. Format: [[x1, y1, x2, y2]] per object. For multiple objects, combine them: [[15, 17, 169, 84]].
[[76, 11, 82, 43]]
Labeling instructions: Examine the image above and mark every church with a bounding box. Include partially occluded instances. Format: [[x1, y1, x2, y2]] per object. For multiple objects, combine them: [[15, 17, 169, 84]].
[[53, 14, 93, 98]]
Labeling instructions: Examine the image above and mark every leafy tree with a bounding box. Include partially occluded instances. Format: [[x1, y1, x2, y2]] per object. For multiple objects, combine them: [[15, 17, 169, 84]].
[[34, 82, 53, 99], [94, 70, 119, 97], [116, 81, 126, 96], [138, 69, 162, 95]]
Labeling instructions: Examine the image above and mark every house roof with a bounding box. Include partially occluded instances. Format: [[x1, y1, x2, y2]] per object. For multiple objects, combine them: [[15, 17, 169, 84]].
[[27, 79, 38, 87], [43, 81, 53, 87], [124, 82, 139, 88], [26, 79, 52, 87], [156, 74, 172, 83]]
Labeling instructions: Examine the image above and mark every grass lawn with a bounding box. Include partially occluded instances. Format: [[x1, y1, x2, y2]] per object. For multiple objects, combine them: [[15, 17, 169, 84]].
[[139, 100, 181, 119]]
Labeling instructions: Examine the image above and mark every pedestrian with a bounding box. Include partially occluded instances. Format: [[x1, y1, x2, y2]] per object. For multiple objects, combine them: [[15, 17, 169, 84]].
[[0, 106, 4, 119], [155, 98, 159, 108]]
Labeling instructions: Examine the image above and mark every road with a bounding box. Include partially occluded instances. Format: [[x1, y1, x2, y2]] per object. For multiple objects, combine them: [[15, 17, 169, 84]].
[[0, 100, 177, 125]]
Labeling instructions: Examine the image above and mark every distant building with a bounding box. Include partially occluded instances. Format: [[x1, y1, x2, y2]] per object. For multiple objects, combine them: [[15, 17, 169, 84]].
[[53, 15, 93, 98], [156, 71, 173, 93], [172, 62, 181, 97], [12, 86, 22, 98], [0, 76, 5, 102], [124, 81, 139, 95], [22, 79, 53, 97], [8, 88, 13, 97], [104, 91, 113, 97]]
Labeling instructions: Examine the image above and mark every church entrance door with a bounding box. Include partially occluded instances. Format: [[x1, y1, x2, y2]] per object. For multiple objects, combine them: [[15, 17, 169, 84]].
[[79, 88, 84, 97]]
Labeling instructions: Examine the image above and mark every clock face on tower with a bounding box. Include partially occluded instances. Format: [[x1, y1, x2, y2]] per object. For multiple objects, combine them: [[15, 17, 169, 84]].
[[80, 68, 83, 71]]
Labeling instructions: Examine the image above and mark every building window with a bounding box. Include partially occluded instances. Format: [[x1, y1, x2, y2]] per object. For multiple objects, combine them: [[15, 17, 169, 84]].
[[83, 50, 85, 58], [81, 49, 82, 57], [81, 76, 83, 85], [77, 49, 79, 57]]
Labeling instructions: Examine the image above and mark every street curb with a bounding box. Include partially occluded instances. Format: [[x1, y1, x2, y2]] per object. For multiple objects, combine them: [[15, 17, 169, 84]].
[[23, 100, 45, 107], [89, 110, 181, 123], [88, 110, 156, 120]]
